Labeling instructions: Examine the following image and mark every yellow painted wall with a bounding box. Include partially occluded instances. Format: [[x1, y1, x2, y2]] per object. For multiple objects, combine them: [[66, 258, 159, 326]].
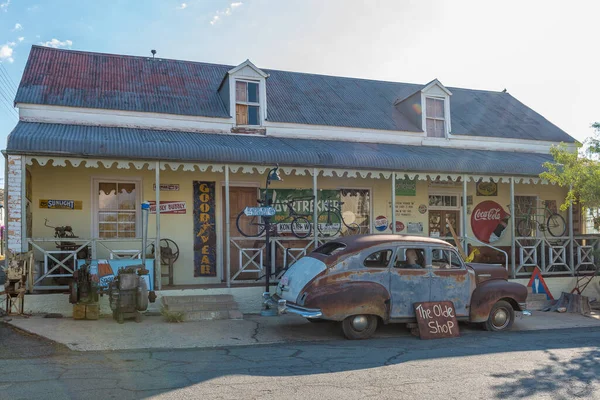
[[29, 161, 570, 285]]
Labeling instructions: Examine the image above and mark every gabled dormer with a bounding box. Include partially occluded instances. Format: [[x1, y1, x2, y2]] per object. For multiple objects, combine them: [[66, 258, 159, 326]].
[[394, 79, 452, 138], [218, 60, 269, 133]]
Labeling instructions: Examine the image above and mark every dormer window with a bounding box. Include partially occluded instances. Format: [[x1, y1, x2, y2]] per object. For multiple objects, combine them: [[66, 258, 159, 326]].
[[426, 97, 445, 138], [235, 80, 260, 126]]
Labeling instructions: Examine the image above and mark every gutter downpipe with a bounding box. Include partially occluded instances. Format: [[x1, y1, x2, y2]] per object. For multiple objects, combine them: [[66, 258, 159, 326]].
[[510, 177, 516, 279], [462, 175, 468, 255], [391, 172, 396, 234]]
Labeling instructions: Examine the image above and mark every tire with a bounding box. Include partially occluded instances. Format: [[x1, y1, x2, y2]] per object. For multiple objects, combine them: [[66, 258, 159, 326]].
[[341, 314, 378, 340], [517, 219, 534, 237], [236, 212, 266, 237], [317, 211, 342, 237], [484, 300, 515, 332], [291, 217, 312, 238], [547, 213, 567, 237]]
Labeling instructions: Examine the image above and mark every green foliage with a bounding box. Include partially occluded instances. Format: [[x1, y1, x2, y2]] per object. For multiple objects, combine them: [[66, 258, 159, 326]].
[[540, 122, 600, 228], [160, 307, 185, 323]]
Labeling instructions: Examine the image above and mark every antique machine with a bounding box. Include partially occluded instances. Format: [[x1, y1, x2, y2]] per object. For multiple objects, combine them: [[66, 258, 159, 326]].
[[2, 253, 31, 315], [68, 261, 101, 320], [107, 202, 153, 323], [45, 219, 90, 284]]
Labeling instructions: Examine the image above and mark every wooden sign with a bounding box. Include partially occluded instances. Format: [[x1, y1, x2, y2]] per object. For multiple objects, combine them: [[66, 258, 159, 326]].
[[148, 201, 186, 214], [193, 182, 217, 277], [414, 301, 459, 340], [153, 184, 180, 191], [39, 199, 83, 210]]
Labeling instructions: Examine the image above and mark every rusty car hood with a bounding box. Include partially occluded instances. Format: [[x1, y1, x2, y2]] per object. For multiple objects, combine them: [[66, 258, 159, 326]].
[[467, 263, 508, 283]]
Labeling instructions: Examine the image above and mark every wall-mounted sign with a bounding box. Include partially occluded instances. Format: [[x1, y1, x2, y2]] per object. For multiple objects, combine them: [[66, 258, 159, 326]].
[[194, 182, 217, 277], [414, 301, 459, 340], [407, 222, 424, 234], [461, 195, 473, 205], [153, 184, 180, 191], [395, 177, 416, 196], [39, 199, 82, 210], [418, 204, 428, 214], [389, 221, 405, 232], [476, 181, 498, 196], [148, 201, 186, 214], [374, 215, 389, 232], [428, 179, 461, 188], [471, 200, 510, 244], [395, 201, 415, 217]]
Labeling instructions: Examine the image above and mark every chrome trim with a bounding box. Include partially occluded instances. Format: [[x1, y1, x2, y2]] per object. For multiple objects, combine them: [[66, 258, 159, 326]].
[[263, 294, 322, 318]]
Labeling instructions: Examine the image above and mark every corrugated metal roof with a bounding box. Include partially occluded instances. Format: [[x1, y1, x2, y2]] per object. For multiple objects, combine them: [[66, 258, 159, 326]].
[[15, 46, 574, 143], [7, 122, 554, 176]]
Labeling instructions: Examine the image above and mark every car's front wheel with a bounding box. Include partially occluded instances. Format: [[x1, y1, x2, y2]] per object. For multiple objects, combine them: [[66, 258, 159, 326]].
[[484, 300, 515, 331], [342, 314, 378, 339]]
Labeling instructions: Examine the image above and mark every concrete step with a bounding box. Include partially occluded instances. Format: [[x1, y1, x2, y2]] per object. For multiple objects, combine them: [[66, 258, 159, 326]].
[[527, 293, 552, 310], [160, 295, 242, 321]]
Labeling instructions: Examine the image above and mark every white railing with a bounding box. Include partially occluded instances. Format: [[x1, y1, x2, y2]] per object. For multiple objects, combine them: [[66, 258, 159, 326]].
[[27, 237, 154, 290]]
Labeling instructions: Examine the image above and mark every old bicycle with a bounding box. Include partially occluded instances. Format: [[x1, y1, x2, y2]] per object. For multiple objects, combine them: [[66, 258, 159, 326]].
[[317, 198, 361, 237], [514, 200, 567, 237], [236, 196, 314, 239]]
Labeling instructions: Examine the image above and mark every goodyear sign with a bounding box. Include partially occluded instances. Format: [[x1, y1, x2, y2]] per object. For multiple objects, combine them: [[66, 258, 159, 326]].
[[193, 181, 217, 277], [39, 199, 83, 210]]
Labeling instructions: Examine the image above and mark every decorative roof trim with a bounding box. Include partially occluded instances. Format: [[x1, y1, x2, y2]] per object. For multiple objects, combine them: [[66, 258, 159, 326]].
[[227, 59, 269, 78], [422, 78, 453, 96]]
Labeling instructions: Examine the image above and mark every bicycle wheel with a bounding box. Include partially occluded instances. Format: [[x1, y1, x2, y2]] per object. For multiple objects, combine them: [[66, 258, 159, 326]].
[[342, 222, 360, 236], [517, 219, 534, 237], [317, 211, 342, 237], [547, 213, 566, 237], [235, 212, 266, 237], [291, 217, 312, 238]]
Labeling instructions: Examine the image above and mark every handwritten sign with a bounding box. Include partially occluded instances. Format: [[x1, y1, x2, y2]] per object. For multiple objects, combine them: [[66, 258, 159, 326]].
[[413, 301, 459, 340], [148, 201, 187, 214], [39, 199, 83, 210], [193, 182, 217, 277]]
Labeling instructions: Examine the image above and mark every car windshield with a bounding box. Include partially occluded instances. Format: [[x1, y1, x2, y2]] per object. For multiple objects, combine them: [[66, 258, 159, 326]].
[[313, 242, 346, 256]]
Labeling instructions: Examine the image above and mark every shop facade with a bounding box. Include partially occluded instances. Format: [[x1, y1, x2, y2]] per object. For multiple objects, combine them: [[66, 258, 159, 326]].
[[3, 45, 598, 310]]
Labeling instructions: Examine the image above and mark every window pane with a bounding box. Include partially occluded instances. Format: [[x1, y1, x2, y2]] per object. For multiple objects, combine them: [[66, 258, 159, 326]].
[[426, 118, 436, 136], [236, 104, 248, 125], [394, 248, 426, 269], [247, 82, 259, 103], [248, 105, 260, 125], [235, 81, 247, 102], [117, 183, 136, 210], [99, 183, 117, 210], [435, 99, 444, 118], [340, 188, 370, 233], [364, 250, 393, 268], [435, 120, 445, 137], [426, 98, 435, 117]]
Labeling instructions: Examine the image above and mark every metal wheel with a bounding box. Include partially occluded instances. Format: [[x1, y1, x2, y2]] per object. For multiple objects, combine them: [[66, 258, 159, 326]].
[[517, 218, 534, 237], [291, 217, 311, 238], [547, 213, 566, 237], [343, 222, 360, 236], [150, 238, 180, 264], [485, 300, 514, 332], [235, 212, 266, 237], [317, 211, 342, 237], [341, 314, 378, 340]]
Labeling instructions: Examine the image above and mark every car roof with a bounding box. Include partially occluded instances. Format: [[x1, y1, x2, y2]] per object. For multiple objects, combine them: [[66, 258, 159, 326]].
[[324, 234, 454, 254]]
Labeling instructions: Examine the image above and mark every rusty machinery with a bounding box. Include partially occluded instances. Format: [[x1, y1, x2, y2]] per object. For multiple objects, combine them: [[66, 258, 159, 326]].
[[44, 219, 90, 285], [2, 252, 33, 315], [151, 238, 179, 286]]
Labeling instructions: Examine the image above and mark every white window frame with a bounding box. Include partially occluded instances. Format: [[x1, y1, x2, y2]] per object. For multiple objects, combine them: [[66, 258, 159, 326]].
[[428, 192, 461, 211], [425, 96, 447, 138], [91, 177, 142, 239], [235, 79, 262, 126]]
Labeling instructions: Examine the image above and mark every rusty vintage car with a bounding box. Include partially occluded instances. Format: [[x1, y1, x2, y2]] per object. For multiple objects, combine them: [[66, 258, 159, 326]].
[[264, 234, 528, 340]]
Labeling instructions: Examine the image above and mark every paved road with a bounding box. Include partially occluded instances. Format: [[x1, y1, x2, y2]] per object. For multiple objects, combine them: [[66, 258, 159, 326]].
[[1, 322, 599, 399]]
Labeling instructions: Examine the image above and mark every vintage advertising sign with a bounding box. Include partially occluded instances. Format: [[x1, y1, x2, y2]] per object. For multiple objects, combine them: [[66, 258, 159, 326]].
[[76, 259, 155, 291], [39, 199, 83, 210], [389, 221, 405, 232], [471, 200, 510, 244], [193, 181, 217, 277], [148, 201, 187, 214], [527, 267, 554, 300], [395, 177, 416, 196], [374, 215, 388, 232], [153, 184, 180, 191], [414, 301, 459, 340], [476, 181, 498, 196]]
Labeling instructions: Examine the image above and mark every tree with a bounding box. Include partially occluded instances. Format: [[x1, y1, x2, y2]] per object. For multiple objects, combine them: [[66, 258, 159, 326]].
[[540, 122, 600, 229]]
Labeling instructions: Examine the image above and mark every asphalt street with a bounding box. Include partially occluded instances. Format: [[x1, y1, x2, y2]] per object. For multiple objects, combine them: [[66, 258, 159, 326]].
[[1, 322, 599, 399]]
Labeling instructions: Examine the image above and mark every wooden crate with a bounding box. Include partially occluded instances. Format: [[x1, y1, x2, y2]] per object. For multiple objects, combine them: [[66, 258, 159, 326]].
[[85, 303, 99, 320], [73, 303, 86, 320]]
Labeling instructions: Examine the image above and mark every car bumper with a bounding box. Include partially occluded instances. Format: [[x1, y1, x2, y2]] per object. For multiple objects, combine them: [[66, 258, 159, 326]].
[[518, 302, 528, 311], [262, 293, 323, 318]]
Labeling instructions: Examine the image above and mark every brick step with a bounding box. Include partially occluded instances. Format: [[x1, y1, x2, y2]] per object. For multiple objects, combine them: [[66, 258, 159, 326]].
[[162, 294, 235, 305], [185, 310, 243, 321], [162, 302, 239, 312]]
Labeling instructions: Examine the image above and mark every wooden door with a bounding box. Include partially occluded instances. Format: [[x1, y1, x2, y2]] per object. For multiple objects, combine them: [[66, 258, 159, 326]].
[[223, 187, 259, 281], [429, 210, 460, 238]]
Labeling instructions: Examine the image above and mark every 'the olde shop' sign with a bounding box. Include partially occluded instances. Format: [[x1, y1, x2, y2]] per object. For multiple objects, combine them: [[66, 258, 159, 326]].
[[413, 301, 459, 340], [193, 181, 217, 277]]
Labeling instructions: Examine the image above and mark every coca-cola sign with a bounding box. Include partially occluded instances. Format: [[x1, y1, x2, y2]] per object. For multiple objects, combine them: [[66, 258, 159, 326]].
[[471, 201, 510, 244]]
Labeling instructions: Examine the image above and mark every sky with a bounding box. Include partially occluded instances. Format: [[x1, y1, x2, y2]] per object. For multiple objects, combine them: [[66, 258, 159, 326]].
[[0, 0, 598, 180]]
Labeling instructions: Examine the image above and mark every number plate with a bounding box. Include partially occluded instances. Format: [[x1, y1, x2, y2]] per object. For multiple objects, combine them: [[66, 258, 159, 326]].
[[280, 276, 289, 286]]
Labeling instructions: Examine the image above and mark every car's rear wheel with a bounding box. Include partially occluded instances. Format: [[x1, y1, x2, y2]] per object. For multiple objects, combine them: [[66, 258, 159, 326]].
[[485, 300, 515, 331], [342, 314, 377, 340]]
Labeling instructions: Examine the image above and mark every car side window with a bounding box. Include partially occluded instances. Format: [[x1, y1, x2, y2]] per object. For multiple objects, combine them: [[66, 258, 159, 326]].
[[363, 250, 393, 268], [432, 248, 463, 269], [394, 248, 426, 269]]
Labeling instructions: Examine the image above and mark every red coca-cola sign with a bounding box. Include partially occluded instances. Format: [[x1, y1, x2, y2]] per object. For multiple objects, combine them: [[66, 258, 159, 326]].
[[471, 200, 510, 244]]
